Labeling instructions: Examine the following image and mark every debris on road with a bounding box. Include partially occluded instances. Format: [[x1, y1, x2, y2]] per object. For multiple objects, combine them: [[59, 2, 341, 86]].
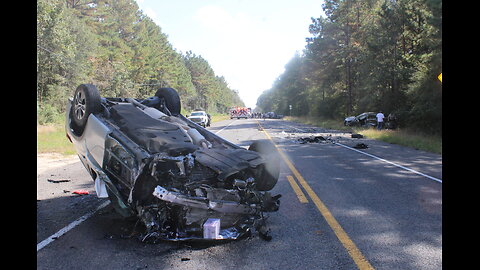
[[293, 135, 339, 144], [297, 136, 326, 144], [353, 143, 368, 149], [47, 179, 71, 183], [274, 126, 375, 150], [72, 190, 89, 195]]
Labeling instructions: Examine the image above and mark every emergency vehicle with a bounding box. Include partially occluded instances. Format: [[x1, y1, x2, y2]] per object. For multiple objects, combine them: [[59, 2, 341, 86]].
[[229, 107, 250, 119]]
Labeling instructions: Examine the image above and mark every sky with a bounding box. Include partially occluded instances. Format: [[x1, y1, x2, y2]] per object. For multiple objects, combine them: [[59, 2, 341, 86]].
[[135, 0, 325, 109]]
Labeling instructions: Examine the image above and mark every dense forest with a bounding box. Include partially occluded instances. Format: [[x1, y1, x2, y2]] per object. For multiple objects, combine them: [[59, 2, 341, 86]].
[[37, 0, 244, 123], [256, 0, 442, 135], [38, 0, 442, 135]]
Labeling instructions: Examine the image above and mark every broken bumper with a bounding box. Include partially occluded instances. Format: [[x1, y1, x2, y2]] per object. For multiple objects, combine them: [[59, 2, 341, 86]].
[[153, 186, 257, 215], [136, 185, 279, 242]]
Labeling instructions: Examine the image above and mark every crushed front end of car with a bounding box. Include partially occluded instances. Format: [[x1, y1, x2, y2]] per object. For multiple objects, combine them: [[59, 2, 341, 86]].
[[66, 84, 281, 242], [136, 149, 281, 242]]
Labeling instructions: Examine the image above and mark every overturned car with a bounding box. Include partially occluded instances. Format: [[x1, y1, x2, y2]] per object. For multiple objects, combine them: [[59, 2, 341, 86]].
[[65, 84, 281, 242]]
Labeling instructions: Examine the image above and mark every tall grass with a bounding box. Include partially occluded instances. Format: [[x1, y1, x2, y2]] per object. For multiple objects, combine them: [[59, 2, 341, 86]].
[[37, 124, 76, 155], [356, 128, 442, 154], [210, 114, 231, 122]]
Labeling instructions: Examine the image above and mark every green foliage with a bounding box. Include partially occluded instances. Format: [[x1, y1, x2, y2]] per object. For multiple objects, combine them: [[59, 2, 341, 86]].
[[37, 103, 64, 125], [37, 0, 243, 123], [183, 51, 244, 113], [256, 0, 442, 135]]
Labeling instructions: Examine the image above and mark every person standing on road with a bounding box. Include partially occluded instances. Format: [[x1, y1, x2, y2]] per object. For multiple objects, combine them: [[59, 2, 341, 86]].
[[376, 111, 385, 130]]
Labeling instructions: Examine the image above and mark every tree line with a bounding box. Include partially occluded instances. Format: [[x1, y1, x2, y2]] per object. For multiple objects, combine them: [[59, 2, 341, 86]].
[[37, 0, 244, 123], [256, 0, 442, 135]]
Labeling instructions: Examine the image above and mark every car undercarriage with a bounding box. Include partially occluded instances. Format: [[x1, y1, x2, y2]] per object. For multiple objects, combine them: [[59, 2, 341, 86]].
[[66, 84, 281, 242]]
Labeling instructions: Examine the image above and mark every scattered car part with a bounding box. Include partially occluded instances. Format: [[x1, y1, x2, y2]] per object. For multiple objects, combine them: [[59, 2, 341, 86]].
[[353, 143, 368, 149], [297, 136, 326, 144], [47, 179, 71, 183], [72, 190, 89, 195], [351, 133, 364, 139]]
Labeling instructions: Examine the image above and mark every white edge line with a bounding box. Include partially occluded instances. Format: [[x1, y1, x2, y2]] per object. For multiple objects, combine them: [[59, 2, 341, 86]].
[[284, 124, 442, 184], [334, 142, 442, 183], [37, 200, 110, 252], [214, 119, 236, 134]]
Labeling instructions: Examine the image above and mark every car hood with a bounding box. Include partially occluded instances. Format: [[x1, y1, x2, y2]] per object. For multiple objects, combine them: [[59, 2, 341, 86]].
[[345, 116, 356, 121]]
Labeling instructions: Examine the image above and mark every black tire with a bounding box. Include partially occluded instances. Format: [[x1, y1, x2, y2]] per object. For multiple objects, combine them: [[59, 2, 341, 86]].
[[155, 88, 181, 116], [249, 140, 280, 191], [71, 84, 101, 135]]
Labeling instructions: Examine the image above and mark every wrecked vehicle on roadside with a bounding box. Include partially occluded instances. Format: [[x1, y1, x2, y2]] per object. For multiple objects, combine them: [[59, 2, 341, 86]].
[[344, 112, 377, 127], [65, 84, 281, 242]]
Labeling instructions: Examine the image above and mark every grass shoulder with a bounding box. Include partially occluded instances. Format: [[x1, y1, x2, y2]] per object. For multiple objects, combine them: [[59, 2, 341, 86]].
[[37, 123, 76, 155], [210, 114, 231, 123]]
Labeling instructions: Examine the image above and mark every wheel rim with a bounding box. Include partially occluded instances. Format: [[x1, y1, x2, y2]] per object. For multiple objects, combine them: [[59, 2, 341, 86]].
[[74, 89, 86, 121]]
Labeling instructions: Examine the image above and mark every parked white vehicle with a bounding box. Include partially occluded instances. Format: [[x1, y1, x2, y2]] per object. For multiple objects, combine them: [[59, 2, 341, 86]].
[[188, 111, 210, 127]]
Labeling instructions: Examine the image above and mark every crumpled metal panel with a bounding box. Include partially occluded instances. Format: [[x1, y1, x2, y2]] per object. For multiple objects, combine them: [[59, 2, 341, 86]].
[[153, 185, 257, 214], [194, 148, 264, 181]]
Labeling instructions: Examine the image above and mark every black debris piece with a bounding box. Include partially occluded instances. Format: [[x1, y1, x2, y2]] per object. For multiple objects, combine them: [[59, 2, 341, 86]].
[[353, 143, 368, 149], [297, 136, 326, 144], [351, 133, 363, 139], [47, 179, 71, 183]]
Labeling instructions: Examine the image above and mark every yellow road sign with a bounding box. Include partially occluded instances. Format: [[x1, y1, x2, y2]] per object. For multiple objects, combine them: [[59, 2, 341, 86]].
[[438, 73, 442, 82]]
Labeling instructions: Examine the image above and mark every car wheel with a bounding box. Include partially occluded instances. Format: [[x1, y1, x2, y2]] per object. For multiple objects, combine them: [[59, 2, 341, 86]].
[[248, 140, 280, 191], [155, 88, 181, 116], [70, 84, 101, 135]]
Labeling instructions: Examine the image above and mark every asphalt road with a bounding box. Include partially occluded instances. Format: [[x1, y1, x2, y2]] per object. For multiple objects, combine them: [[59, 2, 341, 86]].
[[36, 118, 442, 270]]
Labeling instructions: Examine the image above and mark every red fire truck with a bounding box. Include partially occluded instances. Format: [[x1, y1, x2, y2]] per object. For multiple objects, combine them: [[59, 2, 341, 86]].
[[229, 107, 250, 119]]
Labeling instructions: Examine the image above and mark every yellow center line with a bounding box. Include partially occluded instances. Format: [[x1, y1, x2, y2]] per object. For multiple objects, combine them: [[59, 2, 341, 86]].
[[256, 120, 375, 270], [286, 175, 309, 203]]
